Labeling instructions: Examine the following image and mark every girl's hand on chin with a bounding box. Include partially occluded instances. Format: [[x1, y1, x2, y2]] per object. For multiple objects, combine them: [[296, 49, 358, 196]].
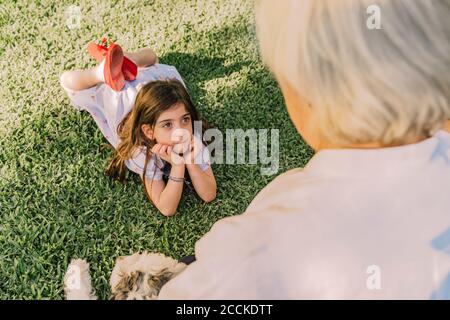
[[151, 143, 185, 166], [184, 135, 203, 165]]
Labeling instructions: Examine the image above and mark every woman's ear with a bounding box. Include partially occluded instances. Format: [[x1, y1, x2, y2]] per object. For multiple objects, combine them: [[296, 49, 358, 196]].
[[141, 124, 154, 140]]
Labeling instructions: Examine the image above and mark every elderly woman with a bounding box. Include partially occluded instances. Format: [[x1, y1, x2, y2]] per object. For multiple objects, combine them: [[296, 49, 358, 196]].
[[159, 0, 450, 299]]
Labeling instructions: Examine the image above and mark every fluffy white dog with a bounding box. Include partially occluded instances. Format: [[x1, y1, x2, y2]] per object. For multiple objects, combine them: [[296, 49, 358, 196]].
[[64, 252, 186, 300]]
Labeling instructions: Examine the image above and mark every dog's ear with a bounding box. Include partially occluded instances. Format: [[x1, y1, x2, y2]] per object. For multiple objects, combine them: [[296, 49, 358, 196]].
[[110, 271, 143, 300], [110, 254, 141, 289], [147, 268, 175, 296]]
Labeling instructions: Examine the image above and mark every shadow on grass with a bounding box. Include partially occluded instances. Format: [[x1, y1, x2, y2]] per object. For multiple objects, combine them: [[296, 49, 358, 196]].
[[160, 51, 252, 99]]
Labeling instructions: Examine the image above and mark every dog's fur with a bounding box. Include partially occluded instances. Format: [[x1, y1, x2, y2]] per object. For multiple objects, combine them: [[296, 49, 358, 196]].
[[64, 252, 186, 300]]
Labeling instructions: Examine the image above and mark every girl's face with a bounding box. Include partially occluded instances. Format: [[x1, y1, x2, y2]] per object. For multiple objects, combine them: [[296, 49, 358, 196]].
[[142, 103, 193, 153]]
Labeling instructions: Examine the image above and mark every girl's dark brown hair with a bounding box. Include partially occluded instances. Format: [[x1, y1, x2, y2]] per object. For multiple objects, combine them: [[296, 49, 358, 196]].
[[105, 79, 203, 201]]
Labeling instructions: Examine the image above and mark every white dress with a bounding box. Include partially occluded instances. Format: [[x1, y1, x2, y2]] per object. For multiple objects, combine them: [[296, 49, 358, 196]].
[[61, 63, 210, 180]]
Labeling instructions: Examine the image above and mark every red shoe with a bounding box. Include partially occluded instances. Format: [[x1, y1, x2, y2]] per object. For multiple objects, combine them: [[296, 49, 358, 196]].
[[103, 43, 125, 91], [87, 38, 138, 81], [122, 56, 138, 81]]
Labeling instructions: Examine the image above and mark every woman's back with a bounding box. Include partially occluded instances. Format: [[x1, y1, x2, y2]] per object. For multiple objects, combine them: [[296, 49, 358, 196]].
[[159, 130, 450, 299]]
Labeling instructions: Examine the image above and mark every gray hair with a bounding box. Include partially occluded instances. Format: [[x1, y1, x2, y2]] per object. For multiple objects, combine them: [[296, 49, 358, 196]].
[[256, 0, 450, 145]]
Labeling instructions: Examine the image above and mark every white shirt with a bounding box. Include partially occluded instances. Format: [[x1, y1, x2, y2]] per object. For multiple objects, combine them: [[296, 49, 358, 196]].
[[62, 64, 210, 179], [159, 130, 450, 299]]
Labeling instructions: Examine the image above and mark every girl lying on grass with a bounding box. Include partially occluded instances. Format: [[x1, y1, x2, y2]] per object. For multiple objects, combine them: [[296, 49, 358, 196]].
[[60, 40, 216, 216]]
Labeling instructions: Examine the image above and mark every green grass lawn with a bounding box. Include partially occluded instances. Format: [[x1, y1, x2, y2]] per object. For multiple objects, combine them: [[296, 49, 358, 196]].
[[0, 0, 313, 299]]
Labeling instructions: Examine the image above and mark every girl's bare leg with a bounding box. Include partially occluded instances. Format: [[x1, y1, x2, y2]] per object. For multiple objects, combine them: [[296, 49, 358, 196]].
[[60, 60, 105, 91], [124, 48, 158, 68], [60, 47, 158, 91]]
